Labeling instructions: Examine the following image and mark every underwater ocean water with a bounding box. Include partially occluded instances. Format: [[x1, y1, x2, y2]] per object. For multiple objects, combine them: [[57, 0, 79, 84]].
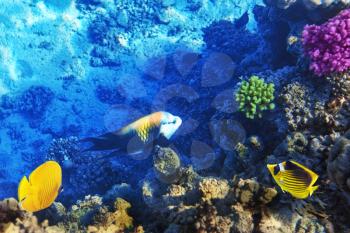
[[2, 0, 350, 232]]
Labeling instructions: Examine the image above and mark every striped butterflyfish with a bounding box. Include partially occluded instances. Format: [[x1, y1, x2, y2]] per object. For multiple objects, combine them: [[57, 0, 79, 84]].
[[18, 161, 62, 212], [82, 111, 182, 156], [267, 160, 319, 199]]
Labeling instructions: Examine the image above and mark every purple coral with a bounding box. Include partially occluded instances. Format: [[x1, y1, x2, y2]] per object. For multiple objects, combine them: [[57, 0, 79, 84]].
[[302, 9, 350, 76]]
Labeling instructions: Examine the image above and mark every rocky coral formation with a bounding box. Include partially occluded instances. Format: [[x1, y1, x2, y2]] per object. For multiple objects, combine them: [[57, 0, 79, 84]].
[[38, 195, 142, 233], [198, 178, 229, 201], [141, 151, 281, 232], [265, 0, 349, 10], [258, 205, 327, 233], [328, 130, 350, 194], [233, 178, 278, 206], [194, 201, 232, 233], [88, 198, 134, 232], [0, 198, 63, 233], [279, 82, 313, 131], [153, 146, 181, 184], [328, 72, 350, 101]]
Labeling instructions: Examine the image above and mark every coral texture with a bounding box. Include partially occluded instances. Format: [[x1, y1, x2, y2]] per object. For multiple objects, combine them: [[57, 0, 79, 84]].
[[0, 198, 63, 233], [302, 9, 350, 76], [236, 75, 275, 119]]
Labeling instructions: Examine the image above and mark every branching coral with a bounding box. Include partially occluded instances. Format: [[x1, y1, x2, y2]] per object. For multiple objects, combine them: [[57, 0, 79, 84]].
[[235, 75, 275, 119], [302, 9, 350, 76]]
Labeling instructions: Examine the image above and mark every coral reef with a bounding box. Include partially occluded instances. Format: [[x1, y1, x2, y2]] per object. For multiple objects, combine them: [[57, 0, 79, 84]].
[[2, 0, 350, 232], [153, 146, 181, 184], [0, 198, 63, 233], [236, 75, 275, 119], [279, 82, 312, 131], [327, 130, 350, 194], [328, 72, 350, 101], [139, 148, 283, 232], [302, 9, 350, 76], [46, 137, 79, 167], [88, 198, 134, 232], [16, 86, 54, 117], [265, 0, 349, 10]]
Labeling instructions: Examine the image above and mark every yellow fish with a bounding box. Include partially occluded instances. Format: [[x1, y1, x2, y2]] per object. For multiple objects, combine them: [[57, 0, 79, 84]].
[[18, 161, 62, 212], [267, 160, 319, 199], [83, 111, 182, 155]]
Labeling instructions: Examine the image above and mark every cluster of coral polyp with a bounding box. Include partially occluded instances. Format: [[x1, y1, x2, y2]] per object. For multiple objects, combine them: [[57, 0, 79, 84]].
[[302, 9, 350, 76]]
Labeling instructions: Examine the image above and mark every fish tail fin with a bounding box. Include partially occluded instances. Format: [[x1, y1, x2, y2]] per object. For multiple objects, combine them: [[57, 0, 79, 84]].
[[80, 133, 123, 152], [18, 176, 30, 202], [310, 185, 319, 196]]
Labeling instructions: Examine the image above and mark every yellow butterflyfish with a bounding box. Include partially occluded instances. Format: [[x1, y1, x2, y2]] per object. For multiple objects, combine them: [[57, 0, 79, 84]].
[[82, 111, 182, 156], [267, 160, 319, 199], [18, 161, 62, 212]]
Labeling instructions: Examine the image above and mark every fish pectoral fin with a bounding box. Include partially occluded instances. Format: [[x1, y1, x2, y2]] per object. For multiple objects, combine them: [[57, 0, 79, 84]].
[[310, 185, 319, 196], [18, 176, 30, 202]]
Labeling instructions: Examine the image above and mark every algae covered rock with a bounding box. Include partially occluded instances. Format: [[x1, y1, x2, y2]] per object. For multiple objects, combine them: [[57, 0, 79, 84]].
[[89, 198, 134, 232], [0, 198, 63, 233], [194, 201, 233, 233], [198, 177, 230, 201], [328, 130, 350, 193], [234, 178, 278, 206], [153, 146, 181, 183], [258, 205, 327, 233]]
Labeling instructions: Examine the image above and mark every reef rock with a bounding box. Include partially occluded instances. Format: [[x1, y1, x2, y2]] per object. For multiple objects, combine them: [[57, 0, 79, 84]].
[[88, 198, 134, 233], [328, 130, 350, 194], [0, 198, 63, 233], [233, 178, 278, 206], [258, 205, 327, 233], [153, 146, 181, 184]]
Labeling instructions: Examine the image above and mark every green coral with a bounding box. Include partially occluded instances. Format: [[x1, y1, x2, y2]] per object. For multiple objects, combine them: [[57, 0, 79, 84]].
[[235, 75, 275, 119]]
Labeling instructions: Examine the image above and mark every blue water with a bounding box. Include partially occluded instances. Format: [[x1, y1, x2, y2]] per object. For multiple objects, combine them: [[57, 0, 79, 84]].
[[1, 0, 350, 232]]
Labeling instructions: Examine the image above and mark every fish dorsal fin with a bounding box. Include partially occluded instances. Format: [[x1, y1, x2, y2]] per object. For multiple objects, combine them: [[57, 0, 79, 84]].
[[18, 176, 30, 202], [29, 161, 62, 187]]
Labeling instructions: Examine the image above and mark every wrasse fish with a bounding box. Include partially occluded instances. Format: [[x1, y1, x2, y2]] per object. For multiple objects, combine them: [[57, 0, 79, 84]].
[[18, 161, 62, 212], [82, 111, 182, 156], [267, 160, 319, 199]]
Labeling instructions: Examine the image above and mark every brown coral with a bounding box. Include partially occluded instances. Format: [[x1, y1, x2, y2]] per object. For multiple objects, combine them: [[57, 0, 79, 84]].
[[194, 201, 232, 233], [88, 198, 133, 233], [199, 178, 229, 201], [234, 178, 277, 206], [0, 198, 63, 233]]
